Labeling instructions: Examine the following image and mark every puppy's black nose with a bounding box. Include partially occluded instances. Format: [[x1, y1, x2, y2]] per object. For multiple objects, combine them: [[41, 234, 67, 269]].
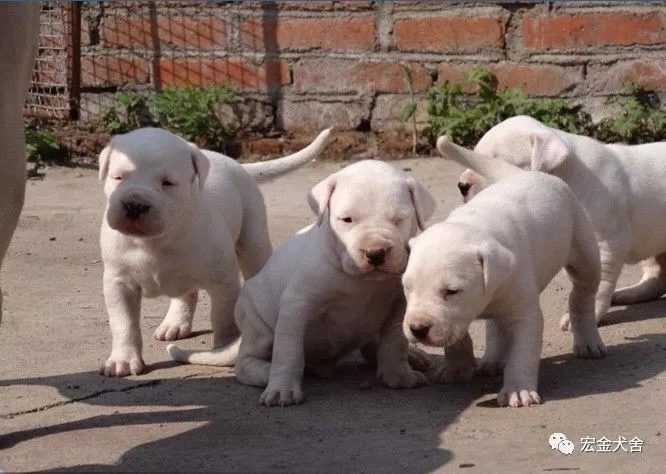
[[409, 324, 430, 340], [123, 201, 151, 221], [457, 181, 471, 197], [365, 248, 387, 267]]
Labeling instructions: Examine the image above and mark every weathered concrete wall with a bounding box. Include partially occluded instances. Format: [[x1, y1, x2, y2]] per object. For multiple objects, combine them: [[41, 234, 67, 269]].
[[71, 1, 666, 132]]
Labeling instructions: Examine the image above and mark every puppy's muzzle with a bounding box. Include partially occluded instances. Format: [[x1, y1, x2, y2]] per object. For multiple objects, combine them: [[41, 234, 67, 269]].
[[363, 247, 389, 267], [122, 201, 151, 221], [457, 182, 471, 197], [409, 323, 431, 341]]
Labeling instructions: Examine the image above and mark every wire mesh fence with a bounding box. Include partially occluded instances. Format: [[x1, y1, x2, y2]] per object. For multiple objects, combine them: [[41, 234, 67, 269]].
[[26, 1, 71, 120]]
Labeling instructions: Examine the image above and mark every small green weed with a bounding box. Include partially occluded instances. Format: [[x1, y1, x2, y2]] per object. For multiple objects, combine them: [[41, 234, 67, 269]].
[[400, 63, 419, 154], [102, 85, 238, 152], [25, 121, 64, 177], [596, 83, 666, 144], [427, 68, 591, 147], [154, 84, 237, 151], [102, 91, 155, 135]]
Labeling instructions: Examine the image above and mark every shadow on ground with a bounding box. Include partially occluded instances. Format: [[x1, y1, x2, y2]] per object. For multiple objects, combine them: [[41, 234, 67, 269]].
[[2, 302, 665, 471]]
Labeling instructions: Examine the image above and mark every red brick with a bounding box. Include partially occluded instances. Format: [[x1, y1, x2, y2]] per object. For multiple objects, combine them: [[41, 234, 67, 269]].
[[394, 16, 506, 52], [434, 64, 471, 90], [81, 56, 150, 87], [587, 60, 666, 94], [492, 63, 580, 95], [242, 16, 375, 52], [103, 16, 226, 49], [159, 57, 290, 90], [523, 13, 666, 50], [436, 62, 581, 96], [293, 59, 430, 94]]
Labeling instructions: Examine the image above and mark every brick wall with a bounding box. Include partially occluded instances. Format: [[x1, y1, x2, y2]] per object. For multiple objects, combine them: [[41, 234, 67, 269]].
[[75, 1, 666, 132]]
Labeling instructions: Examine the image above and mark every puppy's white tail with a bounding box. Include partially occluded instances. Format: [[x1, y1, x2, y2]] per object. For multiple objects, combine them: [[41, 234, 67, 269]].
[[167, 338, 240, 366], [436, 135, 521, 182], [243, 128, 334, 182]]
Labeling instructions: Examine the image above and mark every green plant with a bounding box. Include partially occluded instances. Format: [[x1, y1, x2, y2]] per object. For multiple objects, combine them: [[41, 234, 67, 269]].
[[24, 122, 64, 177], [102, 91, 155, 134], [400, 63, 418, 155], [427, 68, 592, 147], [154, 84, 237, 151], [596, 83, 666, 144]]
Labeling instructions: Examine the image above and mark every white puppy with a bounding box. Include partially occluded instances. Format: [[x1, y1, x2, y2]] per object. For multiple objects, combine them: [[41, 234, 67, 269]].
[[0, 4, 40, 324], [168, 160, 437, 407], [460, 115, 666, 329], [99, 127, 333, 377], [402, 137, 606, 407]]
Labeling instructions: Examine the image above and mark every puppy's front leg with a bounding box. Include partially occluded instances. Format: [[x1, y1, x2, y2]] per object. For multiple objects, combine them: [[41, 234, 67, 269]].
[[497, 303, 544, 408], [376, 304, 428, 389], [429, 331, 475, 383], [260, 292, 312, 407], [101, 271, 144, 377], [477, 319, 507, 376]]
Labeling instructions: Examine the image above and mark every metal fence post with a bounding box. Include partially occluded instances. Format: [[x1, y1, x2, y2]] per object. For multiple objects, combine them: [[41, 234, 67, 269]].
[[68, 0, 81, 121]]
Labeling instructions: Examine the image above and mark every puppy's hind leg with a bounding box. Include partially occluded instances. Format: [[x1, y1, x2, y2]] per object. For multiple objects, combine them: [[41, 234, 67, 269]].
[[560, 238, 626, 331], [612, 253, 666, 305], [564, 208, 606, 359], [236, 196, 273, 280], [154, 289, 197, 341]]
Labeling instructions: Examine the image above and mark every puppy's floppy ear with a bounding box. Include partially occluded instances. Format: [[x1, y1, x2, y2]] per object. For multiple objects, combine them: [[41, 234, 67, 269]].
[[407, 177, 437, 230], [98, 142, 113, 182], [307, 174, 337, 226], [188, 143, 210, 190], [476, 240, 516, 297], [529, 130, 570, 173]]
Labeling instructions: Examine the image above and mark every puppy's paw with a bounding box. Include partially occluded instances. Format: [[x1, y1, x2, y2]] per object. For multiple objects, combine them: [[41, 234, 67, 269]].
[[476, 359, 504, 377], [428, 358, 474, 384], [407, 345, 432, 373], [498, 386, 541, 408], [559, 313, 572, 332], [260, 379, 304, 407], [100, 351, 145, 377], [380, 365, 428, 389], [573, 334, 606, 359], [154, 322, 192, 341]]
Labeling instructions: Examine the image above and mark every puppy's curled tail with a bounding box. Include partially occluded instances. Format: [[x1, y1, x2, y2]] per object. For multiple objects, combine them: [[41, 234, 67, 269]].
[[436, 135, 521, 182], [243, 128, 334, 182], [167, 338, 240, 366]]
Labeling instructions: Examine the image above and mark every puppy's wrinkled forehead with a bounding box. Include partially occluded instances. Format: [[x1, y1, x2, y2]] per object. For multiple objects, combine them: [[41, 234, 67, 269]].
[[331, 168, 412, 218], [110, 128, 193, 174], [409, 227, 481, 277]]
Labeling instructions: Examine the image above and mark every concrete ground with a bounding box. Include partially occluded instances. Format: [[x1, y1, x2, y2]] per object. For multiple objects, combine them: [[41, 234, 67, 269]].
[[1, 158, 664, 472]]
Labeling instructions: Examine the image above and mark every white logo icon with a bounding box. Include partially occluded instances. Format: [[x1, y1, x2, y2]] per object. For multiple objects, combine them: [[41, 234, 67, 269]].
[[549, 433, 575, 455], [558, 439, 575, 455], [549, 433, 568, 450]]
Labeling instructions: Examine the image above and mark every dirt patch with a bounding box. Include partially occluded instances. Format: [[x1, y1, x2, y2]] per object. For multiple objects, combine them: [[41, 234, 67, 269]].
[[36, 119, 437, 167]]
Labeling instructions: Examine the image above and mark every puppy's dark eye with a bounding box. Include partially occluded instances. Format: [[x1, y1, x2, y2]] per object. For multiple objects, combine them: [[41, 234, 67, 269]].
[[162, 179, 175, 187], [340, 217, 352, 223], [442, 288, 460, 298], [112, 176, 122, 181]]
